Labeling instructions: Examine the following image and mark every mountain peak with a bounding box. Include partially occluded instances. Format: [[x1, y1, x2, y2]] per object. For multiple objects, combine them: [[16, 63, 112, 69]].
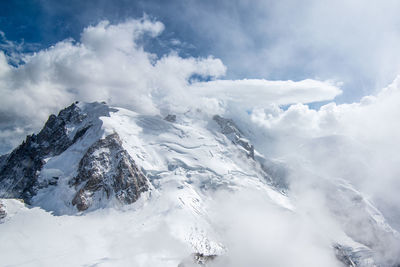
[[0, 102, 399, 266], [0, 102, 114, 203]]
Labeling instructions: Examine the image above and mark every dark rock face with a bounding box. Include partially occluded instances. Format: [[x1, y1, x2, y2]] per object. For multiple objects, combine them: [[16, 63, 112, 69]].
[[0, 154, 8, 171], [70, 133, 149, 211], [192, 253, 217, 265], [0, 201, 6, 221], [178, 253, 217, 267], [164, 114, 177, 123], [36, 103, 86, 155], [0, 103, 88, 202]]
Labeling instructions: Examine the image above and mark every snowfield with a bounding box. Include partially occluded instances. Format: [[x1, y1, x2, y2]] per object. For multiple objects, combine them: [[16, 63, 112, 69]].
[[0, 102, 399, 267]]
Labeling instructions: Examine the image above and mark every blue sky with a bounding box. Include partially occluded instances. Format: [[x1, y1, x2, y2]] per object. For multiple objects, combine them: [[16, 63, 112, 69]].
[[2, 0, 400, 103]]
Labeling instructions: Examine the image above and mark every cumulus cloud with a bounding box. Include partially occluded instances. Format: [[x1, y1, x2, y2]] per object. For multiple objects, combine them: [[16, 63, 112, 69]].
[[0, 18, 340, 153], [11, 0, 400, 102], [0, 18, 226, 153]]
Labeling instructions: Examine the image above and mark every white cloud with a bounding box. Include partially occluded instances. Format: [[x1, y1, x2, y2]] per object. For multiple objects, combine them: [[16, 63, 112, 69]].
[[246, 75, 400, 240], [0, 18, 226, 153], [0, 18, 342, 154], [176, 0, 400, 99], [190, 79, 341, 106], [208, 76, 400, 265]]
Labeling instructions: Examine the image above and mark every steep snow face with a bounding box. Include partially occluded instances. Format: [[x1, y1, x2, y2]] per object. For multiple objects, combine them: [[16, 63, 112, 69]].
[[0, 102, 399, 267]]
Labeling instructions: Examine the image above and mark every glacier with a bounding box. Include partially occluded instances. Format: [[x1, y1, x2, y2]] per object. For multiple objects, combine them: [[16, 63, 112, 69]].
[[0, 101, 399, 267]]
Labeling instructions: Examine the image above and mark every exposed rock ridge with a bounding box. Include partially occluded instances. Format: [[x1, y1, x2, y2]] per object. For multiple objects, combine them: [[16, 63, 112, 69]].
[[70, 133, 149, 211], [334, 244, 376, 267], [213, 115, 254, 159], [213, 114, 288, 191], [0, 102, 89, 202]]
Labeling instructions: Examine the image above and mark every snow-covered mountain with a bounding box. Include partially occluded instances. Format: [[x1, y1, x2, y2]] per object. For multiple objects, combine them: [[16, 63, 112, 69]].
[[0, 101, 399, 267]]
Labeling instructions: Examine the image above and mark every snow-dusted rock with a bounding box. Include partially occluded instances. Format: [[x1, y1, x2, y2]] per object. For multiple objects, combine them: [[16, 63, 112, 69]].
[[70, 133, 149, 211], [0, 102, 90, 202], [178, 253, 217, 267], [213, 114, 254, 159], [334, 244, 376, 267], [0, 101, 148, 213]]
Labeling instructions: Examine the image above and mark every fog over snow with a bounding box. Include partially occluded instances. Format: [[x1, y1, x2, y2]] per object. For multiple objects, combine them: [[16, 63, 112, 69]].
[[1, 14, 400, 267]]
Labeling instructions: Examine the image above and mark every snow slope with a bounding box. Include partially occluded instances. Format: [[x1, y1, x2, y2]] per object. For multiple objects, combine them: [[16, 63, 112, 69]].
[[0, 102, 399, 267]]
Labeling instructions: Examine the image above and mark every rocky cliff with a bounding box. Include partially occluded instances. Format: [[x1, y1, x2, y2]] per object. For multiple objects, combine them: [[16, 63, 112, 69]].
[[70, 133, 149, 211]]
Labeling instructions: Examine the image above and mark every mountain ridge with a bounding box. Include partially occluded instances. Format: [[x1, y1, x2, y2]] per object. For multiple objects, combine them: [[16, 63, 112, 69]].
[[0, 101, 399, 266]]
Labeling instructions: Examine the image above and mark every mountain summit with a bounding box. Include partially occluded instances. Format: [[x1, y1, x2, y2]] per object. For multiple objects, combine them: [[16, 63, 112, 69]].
[[0, 102, 399, 266]]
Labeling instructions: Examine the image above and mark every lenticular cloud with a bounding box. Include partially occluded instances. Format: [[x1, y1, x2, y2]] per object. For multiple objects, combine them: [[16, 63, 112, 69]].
[[190, 78, 342, 106]]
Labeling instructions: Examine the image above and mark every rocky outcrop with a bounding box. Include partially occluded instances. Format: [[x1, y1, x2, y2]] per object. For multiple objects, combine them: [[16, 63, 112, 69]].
[[213, 115, 289, 191], [0, 102, 89, 202], [334, 244, 377, 267], [70, 133, 149, 211], [178, 253, 217, 267], [0, 200, 6, 221], [164, 114, 177, 122], [0, 102, 147, 213], [213, 115, 254, 159]]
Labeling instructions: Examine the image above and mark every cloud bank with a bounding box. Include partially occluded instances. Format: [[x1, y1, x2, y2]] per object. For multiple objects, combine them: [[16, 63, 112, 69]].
[[247, 76, 400, 237]]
